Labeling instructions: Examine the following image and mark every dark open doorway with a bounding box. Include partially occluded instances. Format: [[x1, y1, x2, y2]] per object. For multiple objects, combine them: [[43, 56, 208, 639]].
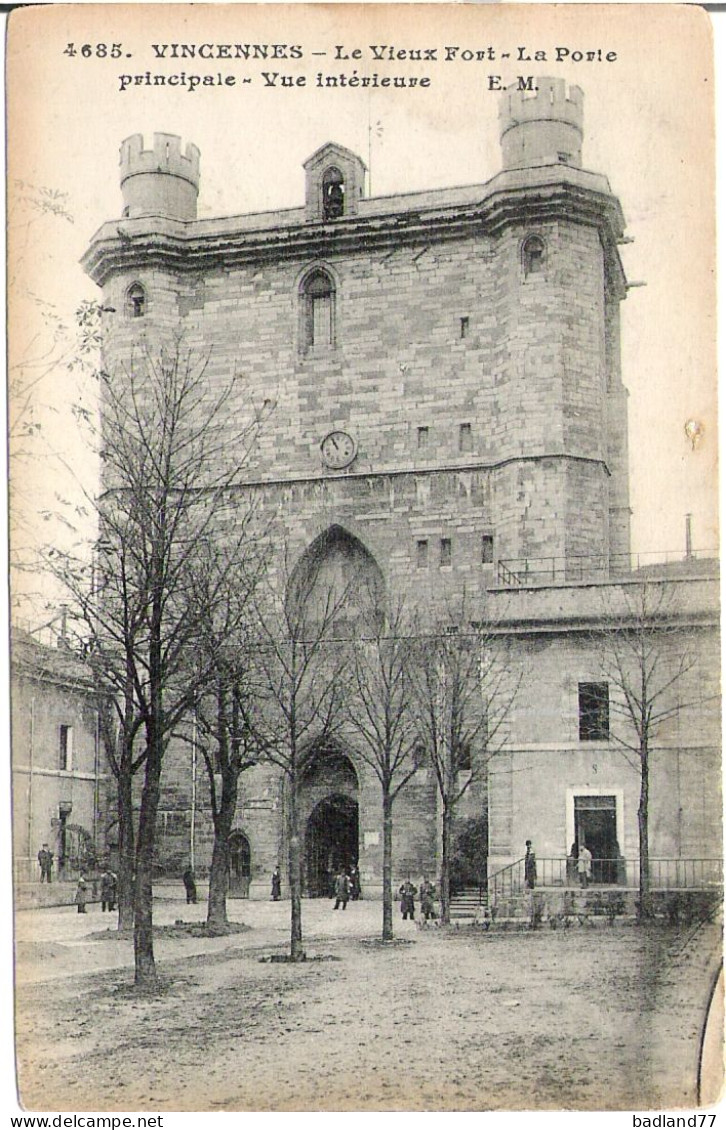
[[305, 794, 359, 897], [574, 795, 619, 883], [227, 831, 251, 898]]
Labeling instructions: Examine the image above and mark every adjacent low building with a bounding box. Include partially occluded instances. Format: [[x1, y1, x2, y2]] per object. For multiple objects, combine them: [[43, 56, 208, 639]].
[[11, 627, 107, 885]]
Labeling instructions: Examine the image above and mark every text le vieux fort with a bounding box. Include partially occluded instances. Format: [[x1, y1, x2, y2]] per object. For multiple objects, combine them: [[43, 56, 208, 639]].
[[147, 43, 618, 63], [114, 42, 617, 92]]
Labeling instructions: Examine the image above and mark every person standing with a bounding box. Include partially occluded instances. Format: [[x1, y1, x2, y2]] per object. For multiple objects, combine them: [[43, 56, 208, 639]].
[[75, 874, 88, 914], [420, 880, 436, 921], [37, 844, 53, 883], [271, 866, 281, 901], [567, 842, 578, 886], [349, 863, 361, 901], [182, 867, 197, 904], [333, 870, 350, 910], [577, 844, 593, 888], [524, 840, 537, 890], [100, 869, 115, 912], [398, 879, 416, 921]]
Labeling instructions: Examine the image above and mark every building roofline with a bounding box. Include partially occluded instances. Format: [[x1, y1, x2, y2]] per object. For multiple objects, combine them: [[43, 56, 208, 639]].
[[82, 163, 626, 295]]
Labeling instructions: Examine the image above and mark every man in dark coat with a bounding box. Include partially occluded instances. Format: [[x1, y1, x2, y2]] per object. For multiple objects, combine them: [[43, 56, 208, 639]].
[[420, 880, 436, 921], [182, 867, 197, 904], [524, 840, 537, 890], [37, 845, 53, 883], [398, 879, 416, 920], [100, 869, 116, 912], [271, 867, 281, 901], [333, 871, 350, 910]]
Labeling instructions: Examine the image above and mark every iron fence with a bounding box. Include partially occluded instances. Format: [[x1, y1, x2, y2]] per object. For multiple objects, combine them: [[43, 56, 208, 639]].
[[496, 549, 718, 588], [488, 856, 724, 902]]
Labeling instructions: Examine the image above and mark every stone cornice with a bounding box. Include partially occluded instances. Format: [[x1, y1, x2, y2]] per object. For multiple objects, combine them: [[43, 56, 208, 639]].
[[483, 573, 721, 634], [99, 451, 613, 502], [82, 172, 627, 297]]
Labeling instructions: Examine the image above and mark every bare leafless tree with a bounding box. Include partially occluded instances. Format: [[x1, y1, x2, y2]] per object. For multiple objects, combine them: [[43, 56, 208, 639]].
[[409, 602, 520, 924], [596, 579, 704, 917], [345, 596, 420, 940], [8, 185, 94, 614], [248, 544, 351, 961], [53, 341, 267, 986], [181, 537, 269, 931]]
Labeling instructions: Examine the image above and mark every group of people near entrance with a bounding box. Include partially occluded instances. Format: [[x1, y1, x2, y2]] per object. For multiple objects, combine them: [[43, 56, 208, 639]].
[[523, 839, 606, 889], [38, 842, 119, 913], [269, 864, 363, 905], [398, 878, 438, 921], [73, 868, 117, 914]]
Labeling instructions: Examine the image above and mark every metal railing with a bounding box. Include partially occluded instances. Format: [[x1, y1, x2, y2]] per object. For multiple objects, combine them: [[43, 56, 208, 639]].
[[496, 549, 718, 588], [488, 856, 724, 902]]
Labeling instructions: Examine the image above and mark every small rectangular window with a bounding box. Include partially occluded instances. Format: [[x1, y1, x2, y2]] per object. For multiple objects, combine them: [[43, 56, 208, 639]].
[[416, 540, 429, 569], [417, 426, 429, 449], [59, 725, 73, 771], [459, 423, 472, 453], [481, 535, 494, 565], [440, 538, 452, 568], [460, 317, 469, 339], [578, 683, 610, 741]]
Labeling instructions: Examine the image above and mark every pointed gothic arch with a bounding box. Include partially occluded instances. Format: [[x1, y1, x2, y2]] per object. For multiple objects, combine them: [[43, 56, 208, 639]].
[[287, 525, 384, 635]]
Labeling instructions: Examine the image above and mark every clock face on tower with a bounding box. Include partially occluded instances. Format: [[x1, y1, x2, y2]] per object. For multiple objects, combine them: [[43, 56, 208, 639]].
[[320, 430, 357, 470]]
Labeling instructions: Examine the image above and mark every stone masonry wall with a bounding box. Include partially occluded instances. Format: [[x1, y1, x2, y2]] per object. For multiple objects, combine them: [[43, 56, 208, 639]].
[[101, 209, 619, 577]]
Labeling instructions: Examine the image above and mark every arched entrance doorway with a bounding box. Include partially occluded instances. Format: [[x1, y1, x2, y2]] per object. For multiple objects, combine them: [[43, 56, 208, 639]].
[[299, 747, 359, 896], [305, 794, 359, 897], [227, 831, 251, 898]]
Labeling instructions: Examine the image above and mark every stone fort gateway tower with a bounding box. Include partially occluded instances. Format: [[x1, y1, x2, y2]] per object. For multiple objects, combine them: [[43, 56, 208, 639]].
[[83, 79, 720, 898]]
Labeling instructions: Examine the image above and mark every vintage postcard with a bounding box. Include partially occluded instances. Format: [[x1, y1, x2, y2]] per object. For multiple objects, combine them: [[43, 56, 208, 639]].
[[6, 2, 722, 1117]]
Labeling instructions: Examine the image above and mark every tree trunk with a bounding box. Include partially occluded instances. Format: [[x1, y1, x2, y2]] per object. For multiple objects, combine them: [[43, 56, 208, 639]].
[[638, 738, 651, 920], [382, 792, 394, 942], [206, 831, 230, 929], [207, 793, 235, 929], [440, 801, 452, 925], [133, 742, 162, 987], [133, 571, 164, 988], [287, 780, 304, 961], [116, 766, 135, 931]]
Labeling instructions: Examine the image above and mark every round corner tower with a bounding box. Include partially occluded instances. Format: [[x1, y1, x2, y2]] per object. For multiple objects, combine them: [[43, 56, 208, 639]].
[[499, 77, 583, 170], [119, 132, 200, 221], [492, 76, 630, 572]]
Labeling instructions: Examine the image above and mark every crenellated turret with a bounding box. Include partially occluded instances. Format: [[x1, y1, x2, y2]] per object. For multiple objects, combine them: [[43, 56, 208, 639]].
[[119, 132, 200, 221], [499, 78, 583, 170]]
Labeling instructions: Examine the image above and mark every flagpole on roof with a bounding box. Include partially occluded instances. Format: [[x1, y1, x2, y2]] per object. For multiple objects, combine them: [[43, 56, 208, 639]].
[[367, 97, 383, 196]]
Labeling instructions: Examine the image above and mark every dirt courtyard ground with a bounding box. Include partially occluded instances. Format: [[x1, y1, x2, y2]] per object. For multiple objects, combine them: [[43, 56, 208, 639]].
[[14, 894, 723, 1113]]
